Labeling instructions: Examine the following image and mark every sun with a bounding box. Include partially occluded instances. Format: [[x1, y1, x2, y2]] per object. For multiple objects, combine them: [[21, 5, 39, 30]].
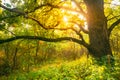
[[63, 16, 68, 22], [61, 1, 87, 31]]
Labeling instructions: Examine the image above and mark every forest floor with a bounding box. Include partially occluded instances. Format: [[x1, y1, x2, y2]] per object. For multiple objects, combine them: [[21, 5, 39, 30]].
[[0, 55, 120, 80]]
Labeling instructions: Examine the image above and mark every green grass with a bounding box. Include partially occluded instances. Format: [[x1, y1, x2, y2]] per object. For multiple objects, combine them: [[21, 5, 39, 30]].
[[0, 55, 120, 80]]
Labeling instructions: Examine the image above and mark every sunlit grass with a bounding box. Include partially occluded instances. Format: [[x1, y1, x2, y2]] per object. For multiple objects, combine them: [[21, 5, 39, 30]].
[[1, 54, 120, 80]]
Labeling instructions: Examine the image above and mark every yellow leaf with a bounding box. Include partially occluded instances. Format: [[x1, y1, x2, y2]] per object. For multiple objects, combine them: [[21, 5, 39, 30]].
[[0, 8, 3, 14]]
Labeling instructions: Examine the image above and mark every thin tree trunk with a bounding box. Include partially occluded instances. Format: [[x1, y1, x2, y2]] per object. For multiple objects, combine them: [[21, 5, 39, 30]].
[[12, 47, 18, 69]]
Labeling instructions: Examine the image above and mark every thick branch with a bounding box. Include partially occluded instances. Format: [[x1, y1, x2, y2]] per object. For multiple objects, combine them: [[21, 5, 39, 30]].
[[108, 18, 120, 36], [0, 36, 89, 48], [0, 3, 89, 48]]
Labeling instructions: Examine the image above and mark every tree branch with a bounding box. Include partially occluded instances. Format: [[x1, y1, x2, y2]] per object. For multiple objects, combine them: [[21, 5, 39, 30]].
[[0, 4, 83, 31], [0, 36, 89, 48], [0, 4, 58, 29], [0, 14, 21, 21], [71, 0, 86, 17], [1, 28, 16, 36], [28, 3, 85, 16], [108, 18, 120, 36], [28, 16, 60, 29], [107, 15, 120, 21], [28, 16, 88, 36], [0, 4, 87, 42], [47, 27, 83, 39], [0, 3, 89, 48], [71, 21, 89, 34], [0, 4, 26, 15]]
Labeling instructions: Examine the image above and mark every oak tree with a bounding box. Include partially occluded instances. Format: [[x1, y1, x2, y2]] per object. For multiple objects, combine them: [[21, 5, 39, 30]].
[[0, 0, 120, 65]]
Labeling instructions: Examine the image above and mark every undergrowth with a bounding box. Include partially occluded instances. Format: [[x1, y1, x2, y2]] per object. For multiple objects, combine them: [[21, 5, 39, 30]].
[[0, 55, 120, 80]]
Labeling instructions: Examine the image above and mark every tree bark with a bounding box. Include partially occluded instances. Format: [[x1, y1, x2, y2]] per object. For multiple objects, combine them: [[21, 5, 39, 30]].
[[84, 0, 113, 60]]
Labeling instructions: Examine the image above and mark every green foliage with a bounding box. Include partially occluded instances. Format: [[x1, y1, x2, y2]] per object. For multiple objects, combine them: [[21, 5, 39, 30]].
[[0, 56, 120, 80], [0, 62, 11, 76], [0, 0, 120, 80]]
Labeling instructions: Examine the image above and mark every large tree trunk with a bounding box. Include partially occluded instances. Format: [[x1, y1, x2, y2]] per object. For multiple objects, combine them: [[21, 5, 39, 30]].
[[84, 0, 114, 64]]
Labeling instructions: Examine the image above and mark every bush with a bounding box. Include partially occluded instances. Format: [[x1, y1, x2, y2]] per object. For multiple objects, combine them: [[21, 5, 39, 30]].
[[0, 63, 11, 76]]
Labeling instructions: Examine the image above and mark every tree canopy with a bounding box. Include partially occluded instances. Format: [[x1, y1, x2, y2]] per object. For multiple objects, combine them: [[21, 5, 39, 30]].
[[0, 0, 120, 59]]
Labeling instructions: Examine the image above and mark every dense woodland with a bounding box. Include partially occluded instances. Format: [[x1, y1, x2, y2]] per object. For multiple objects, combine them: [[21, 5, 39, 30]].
[[0, 0, 120, 80]]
